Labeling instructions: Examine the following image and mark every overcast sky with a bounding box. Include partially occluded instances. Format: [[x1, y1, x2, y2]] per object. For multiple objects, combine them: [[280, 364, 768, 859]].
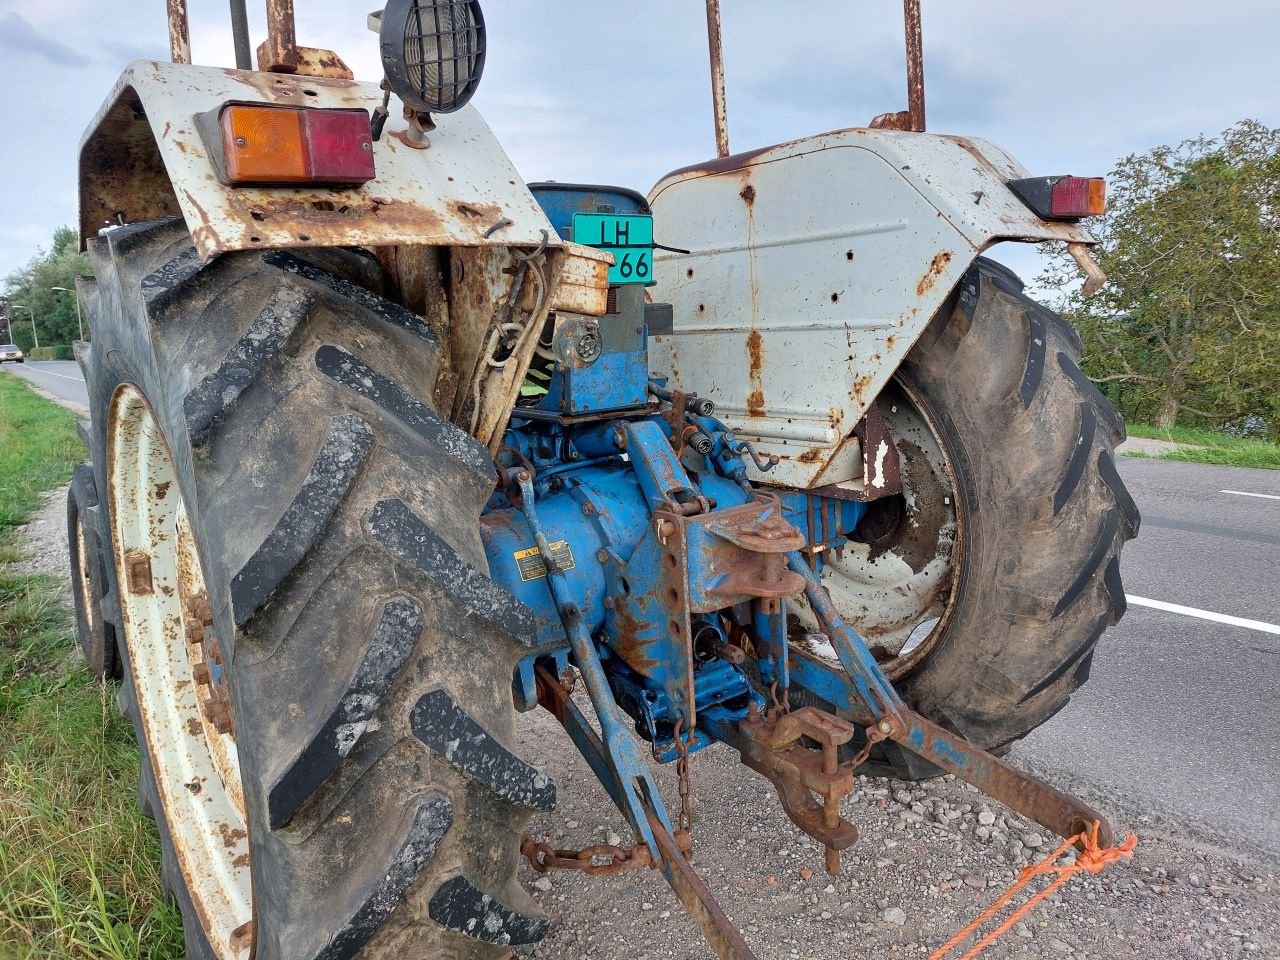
[[1, 0, 1278, 287]]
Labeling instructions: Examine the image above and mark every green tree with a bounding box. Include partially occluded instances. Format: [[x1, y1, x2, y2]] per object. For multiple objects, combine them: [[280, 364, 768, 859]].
[[1, 226, 93, 351], [1040, 120, 1280, 439]]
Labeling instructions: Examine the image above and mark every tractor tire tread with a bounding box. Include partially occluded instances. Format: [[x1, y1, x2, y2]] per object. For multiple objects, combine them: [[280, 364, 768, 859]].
[[80, 217, 547, 960], [879, 256, 1138, 766]]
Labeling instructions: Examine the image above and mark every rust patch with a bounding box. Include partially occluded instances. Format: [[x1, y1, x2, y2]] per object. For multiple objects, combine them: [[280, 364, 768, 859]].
[[916, 251, 952, 298], [218, 822, 248, 850], [662, 143, 775, 180], [746, 330, 764, 379], [224, 193, 448, 246], [155, 480, 172, 500], [609, 596, 661, 676], [886, 334, 897, 350], [796, 448, 823, 463], [740, 184, 756, 205], [853, 374, 875, 404], [745, 329, 766, 417], [186, 717, 204, 736], [450, 199, 503, 224], [869, 111, 913, 131]]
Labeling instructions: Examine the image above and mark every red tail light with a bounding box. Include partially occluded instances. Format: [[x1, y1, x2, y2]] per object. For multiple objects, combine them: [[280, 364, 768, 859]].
[[1009, 176, 1106, 220], [212, 104, 376, 186], [1050, 177, 1106, 218]]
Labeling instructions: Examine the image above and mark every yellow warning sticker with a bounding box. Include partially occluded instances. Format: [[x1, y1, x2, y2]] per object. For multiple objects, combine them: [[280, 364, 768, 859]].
[[514, 540, 576, 582]]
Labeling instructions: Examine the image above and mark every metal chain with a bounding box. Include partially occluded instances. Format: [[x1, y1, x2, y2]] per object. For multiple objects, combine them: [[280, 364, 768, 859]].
[[846, 719, 896, 770], [673, 718, 694, 834], [520, 713, 699, 878], [521, 835, 653, 877], [767, 679, 792, 716]]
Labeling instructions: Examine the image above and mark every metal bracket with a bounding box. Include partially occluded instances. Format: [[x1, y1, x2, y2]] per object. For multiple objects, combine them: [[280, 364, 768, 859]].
[[703, 704, 860, 876]]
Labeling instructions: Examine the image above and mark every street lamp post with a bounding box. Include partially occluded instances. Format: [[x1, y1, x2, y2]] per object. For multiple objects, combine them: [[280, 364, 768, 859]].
[[10, 304, 38, 350], [51, 286, 84, 340]]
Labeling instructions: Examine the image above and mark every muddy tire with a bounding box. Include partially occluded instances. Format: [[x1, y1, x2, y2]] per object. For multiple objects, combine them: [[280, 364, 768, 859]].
[[67, 462, 120, 680], [818, 258, 1139, 777], [78, 218, 553, 959]]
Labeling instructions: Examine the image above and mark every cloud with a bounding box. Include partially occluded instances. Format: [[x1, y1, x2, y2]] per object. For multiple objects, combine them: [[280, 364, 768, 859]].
[[1, 0, 1279, 284], [98, 38, 167, 64], [0, 12, 90, 67]]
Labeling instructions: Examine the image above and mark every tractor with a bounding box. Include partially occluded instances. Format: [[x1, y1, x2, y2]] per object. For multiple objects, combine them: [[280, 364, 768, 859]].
[[65, 1, 1137, 957]]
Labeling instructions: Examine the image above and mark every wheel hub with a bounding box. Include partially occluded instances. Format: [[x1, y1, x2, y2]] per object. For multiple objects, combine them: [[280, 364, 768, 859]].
[[792, 380, 961, 679]]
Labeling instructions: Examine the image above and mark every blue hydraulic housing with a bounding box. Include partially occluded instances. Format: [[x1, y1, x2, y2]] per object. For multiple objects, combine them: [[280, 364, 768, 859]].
[[484, 183, 870, 781]]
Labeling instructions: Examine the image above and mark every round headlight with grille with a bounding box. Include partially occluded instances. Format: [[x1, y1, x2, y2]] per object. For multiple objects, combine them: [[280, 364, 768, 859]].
[[380, 0, 486, 115]]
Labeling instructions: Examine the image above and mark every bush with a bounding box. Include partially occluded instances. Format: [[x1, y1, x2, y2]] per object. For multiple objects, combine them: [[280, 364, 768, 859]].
[[22, 345, 74, 361]]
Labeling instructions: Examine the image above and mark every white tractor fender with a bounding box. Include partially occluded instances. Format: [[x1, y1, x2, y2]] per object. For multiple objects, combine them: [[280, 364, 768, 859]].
[[647, 128, 1096, 490], [78, 61, 561, 261]]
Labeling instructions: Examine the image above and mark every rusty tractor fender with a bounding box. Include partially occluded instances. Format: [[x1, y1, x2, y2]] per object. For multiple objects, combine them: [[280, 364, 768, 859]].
[[646, 129, 1099, 491], [78, 60, 589, 267]]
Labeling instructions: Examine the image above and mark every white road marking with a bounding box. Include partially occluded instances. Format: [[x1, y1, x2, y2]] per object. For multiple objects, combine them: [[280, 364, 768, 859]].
[[20, 365, 83, 383], [1127, 595, 1280, 636], [1221, 489, 1280, 502]]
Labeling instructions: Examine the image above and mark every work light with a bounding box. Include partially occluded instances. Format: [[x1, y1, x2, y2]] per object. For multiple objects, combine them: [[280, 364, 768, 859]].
[[379, 0, 487, 115]]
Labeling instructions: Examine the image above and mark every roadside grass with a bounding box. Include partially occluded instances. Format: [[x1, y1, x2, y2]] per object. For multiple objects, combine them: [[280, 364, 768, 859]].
[[1124, 421, 1280, 471], [0, 375, 182, 959]]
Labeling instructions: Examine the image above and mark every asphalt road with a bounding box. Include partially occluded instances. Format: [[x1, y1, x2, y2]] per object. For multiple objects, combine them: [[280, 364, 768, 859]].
[[1, 359, 89, 409], [1012, 456, 1280, 862], [4, 359, 1275, 861]]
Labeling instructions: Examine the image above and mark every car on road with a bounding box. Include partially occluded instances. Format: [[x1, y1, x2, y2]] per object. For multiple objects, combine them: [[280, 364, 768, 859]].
[[0, 344, 24, 363]]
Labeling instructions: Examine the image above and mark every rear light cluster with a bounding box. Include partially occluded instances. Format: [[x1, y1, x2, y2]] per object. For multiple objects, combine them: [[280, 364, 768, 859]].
[[215, 104, 376, 186], [1009, 176, 1106, 220]]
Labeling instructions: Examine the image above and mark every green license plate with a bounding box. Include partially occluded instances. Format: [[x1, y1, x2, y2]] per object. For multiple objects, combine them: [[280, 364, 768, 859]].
[[572, 213, 654, 285]]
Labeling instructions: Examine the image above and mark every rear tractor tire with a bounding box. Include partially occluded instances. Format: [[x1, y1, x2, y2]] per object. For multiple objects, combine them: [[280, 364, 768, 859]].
[[797, 257, 1139, 776], [78, 218, 555, 960]]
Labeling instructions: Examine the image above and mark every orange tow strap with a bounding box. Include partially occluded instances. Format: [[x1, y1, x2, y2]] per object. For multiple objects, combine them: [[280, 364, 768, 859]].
[[928, 821, 1138, 960]]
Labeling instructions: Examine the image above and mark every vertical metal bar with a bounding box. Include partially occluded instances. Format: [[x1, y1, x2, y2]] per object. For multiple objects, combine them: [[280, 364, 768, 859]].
[[261, 0, 300, 72], [904, 0, 926, 132], [229, 0, 253, 70], [704, 0, 730, 158], [167, 0, 191, 64]]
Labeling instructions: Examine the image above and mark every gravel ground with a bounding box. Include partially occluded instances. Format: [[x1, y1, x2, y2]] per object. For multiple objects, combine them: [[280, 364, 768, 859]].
[[14, 486, 1279, 960], [13, 487, 71, 582]]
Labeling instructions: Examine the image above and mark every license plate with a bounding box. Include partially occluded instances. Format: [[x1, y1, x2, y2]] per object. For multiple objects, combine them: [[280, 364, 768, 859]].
[[572, 213, 654, 285]]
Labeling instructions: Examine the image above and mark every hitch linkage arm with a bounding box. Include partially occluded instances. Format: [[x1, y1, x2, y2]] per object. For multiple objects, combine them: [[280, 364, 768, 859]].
[[787, 553, 1115, 849], [515, 471, 671, 859], [516, 471, 760, 960]]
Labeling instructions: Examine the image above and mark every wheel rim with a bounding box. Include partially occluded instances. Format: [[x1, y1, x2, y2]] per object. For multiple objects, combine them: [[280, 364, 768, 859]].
[[106, 384, 253, 958], [792, 378, 963, 680]]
